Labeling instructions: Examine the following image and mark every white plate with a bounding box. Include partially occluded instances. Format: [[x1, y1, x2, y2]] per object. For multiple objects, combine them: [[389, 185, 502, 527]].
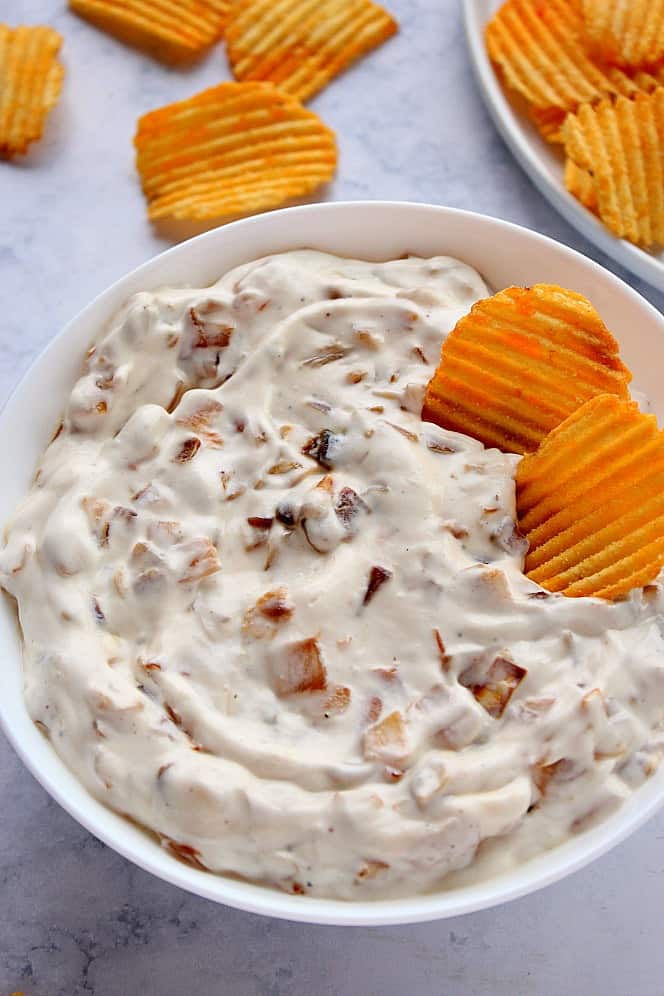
[[3, 201, 664, 926], [463, 0, 664, 293]]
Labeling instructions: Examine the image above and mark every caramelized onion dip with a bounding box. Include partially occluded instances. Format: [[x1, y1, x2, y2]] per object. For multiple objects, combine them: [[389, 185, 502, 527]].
[[3, 250, 664, 900]]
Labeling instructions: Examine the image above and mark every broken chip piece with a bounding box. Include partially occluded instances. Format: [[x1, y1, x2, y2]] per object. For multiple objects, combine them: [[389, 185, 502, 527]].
[[421, 284, 631, 454], [562, 88, 664, 247], [581, 0, 664, 69], [225, 0, 397, 103], [0, 24, 64, 159], [517, 393, 664, 599], [69, 0, 229, 63], [134, 82, 337, 222]]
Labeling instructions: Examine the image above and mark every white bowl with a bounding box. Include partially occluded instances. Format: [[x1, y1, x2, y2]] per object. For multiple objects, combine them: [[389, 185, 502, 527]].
[[3, 201, 664, 926]]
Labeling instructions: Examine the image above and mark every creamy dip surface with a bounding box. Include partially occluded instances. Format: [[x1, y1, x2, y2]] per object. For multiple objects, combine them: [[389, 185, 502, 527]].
[[3, 250, 664, 900]]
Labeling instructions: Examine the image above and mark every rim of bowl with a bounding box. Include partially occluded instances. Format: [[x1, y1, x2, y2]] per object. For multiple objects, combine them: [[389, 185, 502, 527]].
[[2, 200, 664, 927]]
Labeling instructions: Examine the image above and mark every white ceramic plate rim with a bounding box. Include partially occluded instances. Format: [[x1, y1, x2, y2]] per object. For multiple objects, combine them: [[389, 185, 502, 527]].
[[462, 0, 664, 293], [3, 201, 664, 926]]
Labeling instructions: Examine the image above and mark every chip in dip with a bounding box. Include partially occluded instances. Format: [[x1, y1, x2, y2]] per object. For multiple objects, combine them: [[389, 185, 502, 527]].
[[2, 251, 664, 899]]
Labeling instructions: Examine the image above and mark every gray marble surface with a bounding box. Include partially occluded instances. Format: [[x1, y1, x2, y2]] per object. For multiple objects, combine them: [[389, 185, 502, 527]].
[[2, 1, 664, 993]]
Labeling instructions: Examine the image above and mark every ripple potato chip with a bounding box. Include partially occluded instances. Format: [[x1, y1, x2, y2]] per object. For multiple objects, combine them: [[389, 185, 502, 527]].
[[485, 0, 625, 111], [582, 0, 664, 69], [421, 284, 631, 455], [134, 82, 337, 222], [226, 0, 397, 103], [562, 89, 664, 247], [517, 394, 664, 599], [69, 0, 229, 63], [0, 24, 64, 160]]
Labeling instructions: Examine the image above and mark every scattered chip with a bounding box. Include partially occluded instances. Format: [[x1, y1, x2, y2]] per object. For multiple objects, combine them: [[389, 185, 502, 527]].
[[485, 0, 627, 111], [582, 0, 664, 68], [0, 24, 64, 159], [517, 394, 664, 599], [134, 82, 337, 222], [562, 89, 664, 246], [225, 0, 397, 103], [69, 0, 229, 63], [564, 158, 598, 211], [421, 284, 631, 454]]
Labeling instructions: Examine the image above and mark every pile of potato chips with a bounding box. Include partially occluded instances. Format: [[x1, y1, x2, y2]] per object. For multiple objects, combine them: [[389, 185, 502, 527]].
[[423, 281, 664, 600], [2, 0, 397, 221], [486, 0, 664, 249]]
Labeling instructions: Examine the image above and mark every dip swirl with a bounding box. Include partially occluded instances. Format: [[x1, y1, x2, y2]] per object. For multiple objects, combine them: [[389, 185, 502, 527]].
[[3, 250, 664, 899]]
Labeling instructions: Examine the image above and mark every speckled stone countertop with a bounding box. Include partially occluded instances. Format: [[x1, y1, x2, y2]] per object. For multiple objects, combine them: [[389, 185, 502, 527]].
[[2, 2, 664, 993]]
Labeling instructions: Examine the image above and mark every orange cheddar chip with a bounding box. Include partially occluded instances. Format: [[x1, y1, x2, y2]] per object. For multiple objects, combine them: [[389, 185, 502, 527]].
[[422, 284, 631, 454], [517, 394, 664, 599], [134, 82, 337, 222]]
